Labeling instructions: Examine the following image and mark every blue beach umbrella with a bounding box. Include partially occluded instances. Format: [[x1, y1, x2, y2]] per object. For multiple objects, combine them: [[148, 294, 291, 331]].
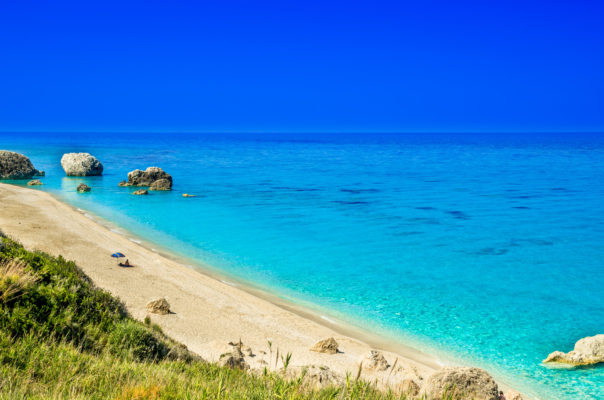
[[111, 252, 125, 258]]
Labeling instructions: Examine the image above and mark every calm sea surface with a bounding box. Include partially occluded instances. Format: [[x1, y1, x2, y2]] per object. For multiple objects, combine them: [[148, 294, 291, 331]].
[[2, 132, 603, 399]]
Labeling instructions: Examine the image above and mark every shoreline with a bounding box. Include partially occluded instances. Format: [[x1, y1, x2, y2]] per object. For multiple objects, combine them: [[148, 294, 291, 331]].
[[0, 182, 524, 397]]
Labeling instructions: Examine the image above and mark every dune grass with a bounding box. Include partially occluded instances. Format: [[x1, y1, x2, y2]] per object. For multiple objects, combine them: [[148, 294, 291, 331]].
[[0, 233, 421, 400]]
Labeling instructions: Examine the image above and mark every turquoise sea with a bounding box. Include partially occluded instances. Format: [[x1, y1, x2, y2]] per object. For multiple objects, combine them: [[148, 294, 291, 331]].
[[1, 132, 603, 399]]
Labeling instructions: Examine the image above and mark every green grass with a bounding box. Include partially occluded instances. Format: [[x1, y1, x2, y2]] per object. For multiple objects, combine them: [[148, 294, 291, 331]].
[[0, 233, 420, 400]]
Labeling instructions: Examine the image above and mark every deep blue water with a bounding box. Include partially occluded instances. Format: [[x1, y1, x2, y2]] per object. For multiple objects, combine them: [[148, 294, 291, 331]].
[[2, 132, 603, 399]]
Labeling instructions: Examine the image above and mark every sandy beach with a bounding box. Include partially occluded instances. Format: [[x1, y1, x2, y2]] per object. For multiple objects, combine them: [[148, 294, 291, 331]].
[[0, 182, 520, 395]]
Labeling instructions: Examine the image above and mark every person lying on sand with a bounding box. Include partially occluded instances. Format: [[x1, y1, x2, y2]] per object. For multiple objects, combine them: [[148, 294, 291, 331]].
[[118, 259, 131, 267]]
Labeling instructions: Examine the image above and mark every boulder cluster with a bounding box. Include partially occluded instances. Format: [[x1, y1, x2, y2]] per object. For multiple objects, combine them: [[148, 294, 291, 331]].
[[119, 167, 173, 191]]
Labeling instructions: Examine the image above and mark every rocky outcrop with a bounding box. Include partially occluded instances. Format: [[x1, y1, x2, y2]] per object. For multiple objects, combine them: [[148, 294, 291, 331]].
[[149, 178, 172, 191], [505, 389, 524, 400], [361, 350, 389, 371], [0, 151, 40, 179], [61, 153, 103, 176], [422, 367, 499, 400], [133, 189, 148, 195], [543, 334, 604, 366], [310, 337, 339, 354], [77, 183, 91, 192], [218, 346, 249, 370], [146, 298, 171, 315], [118, 181, 128, 187], [399, 379, 420, 396], [27, 179, 43, 186], [182, 193, 196, 197], [125, 167, 172, 190]]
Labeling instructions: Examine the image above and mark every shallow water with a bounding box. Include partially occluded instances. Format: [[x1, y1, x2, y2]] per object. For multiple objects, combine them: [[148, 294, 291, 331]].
[[2, 132, 603, 399]]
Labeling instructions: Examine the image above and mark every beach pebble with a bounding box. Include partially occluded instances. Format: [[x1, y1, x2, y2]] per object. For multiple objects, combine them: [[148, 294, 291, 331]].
[[77, 183, 91, 192], [310, 337, 339, 354], [146, 298, 171, 315]]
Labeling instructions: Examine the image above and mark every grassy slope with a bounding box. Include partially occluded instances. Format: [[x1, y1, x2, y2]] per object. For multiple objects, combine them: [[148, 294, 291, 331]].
[[0, 233, 410, 400]]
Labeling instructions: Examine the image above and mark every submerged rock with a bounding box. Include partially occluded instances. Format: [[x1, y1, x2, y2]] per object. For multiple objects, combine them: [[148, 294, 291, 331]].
[[149, 178, 171, 191], [146, 298, 171, 315], [182, 193, 196, 197], [27, 179, 43, 186], [543, 334, 604, 366], [422, 367, 499, 400], [126, 167, 172, 189], [361, 350, 389, 371], [0, 151, 40, 179], [133, 189, 148, 195], [61, 153, 103, 176], [118, 180, 129, 187], [310, 337, 339, 354], [77, 183, 91, 192]]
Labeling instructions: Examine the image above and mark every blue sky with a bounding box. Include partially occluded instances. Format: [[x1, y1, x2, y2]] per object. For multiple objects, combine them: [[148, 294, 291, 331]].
[[1, 0, 603, 133]]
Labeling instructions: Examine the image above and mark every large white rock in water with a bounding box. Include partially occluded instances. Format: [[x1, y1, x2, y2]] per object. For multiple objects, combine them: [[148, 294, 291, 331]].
[[422, 367, 499, 400], [543, 334, 604, 366], [61, 153, 103, 176], [0, 151, 40, 179]]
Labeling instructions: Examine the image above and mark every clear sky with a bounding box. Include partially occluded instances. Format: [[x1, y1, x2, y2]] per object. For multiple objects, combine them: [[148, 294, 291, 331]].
[[1, 0, 603, 133]]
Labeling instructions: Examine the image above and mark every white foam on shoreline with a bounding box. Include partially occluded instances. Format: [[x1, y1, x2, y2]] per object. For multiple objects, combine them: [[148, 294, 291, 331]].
[[129, 238, 142, 244], [110, 228, 122, 234], [320, 315, 336, 324], [221, 280, 238, 287]]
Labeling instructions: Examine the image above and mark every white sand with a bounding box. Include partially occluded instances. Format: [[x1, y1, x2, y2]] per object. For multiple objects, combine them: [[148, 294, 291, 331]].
[[0, 183, 520, 394]]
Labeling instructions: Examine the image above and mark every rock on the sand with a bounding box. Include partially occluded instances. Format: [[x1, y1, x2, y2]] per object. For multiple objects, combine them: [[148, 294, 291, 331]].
[[149, 178, 172, 191], [219, 346, 249, 370], [310, 337, 339, 354], [0, 151, 40, 179], [399, 379, 420, 396], [77, 183, 91, 192], [543, 334, 604, 366], [422, 367, 499, 400], [285, 365, 342, 388], [133, 189, 148, 195], [27, 179, 43, 186], [505, 389, 524, 400], [126, 167, 173, 189], [146, 298, 171, 315], [361, 350, 389, 371], [61, 153, 103, 176]]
